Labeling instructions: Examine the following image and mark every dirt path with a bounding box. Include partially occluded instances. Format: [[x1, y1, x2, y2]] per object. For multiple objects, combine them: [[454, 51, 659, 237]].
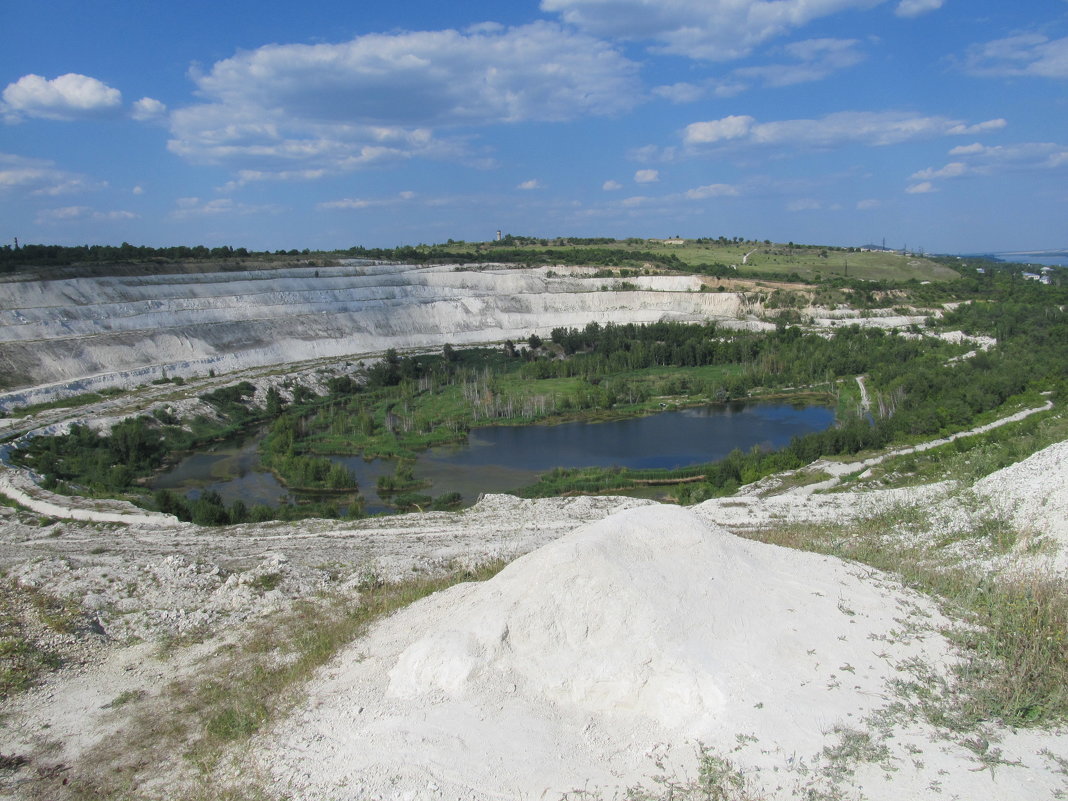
[[740, 398, 1054, 497]]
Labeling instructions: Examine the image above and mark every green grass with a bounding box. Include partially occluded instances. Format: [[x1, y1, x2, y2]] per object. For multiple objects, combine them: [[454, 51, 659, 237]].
[[44, 561, 507, 801], [0, 582, 87, 697], [838, 406, 1065, 491], [747, 506, 1068, 729], [433, 238, 959, 283], [7, 387, 125, 418]]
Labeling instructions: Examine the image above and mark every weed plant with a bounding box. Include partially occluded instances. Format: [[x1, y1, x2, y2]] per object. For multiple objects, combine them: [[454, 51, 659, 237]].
[[748, 509, 1068, 728], [40, 561, 506, 801]]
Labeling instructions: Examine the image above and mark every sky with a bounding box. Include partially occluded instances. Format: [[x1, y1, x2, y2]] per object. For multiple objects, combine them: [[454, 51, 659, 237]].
[[1, 1, 1066, 254]]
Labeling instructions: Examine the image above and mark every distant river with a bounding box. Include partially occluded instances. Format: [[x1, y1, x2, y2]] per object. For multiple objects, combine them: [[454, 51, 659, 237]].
[[152, 402, 835, 513]]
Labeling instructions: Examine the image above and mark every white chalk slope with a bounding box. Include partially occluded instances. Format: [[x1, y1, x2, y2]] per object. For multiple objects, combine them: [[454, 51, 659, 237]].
[[262, 505, 974, 800], [0, 263, 751, 405]]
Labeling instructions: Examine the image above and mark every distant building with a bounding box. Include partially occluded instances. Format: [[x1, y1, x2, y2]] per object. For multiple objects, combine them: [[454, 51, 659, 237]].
[[496, 230, 502, 242]]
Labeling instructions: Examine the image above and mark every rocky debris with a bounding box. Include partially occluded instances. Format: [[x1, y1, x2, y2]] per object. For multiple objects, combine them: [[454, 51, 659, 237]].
[[258, 504, 1065, 801], [974, 438, 1068, 559]]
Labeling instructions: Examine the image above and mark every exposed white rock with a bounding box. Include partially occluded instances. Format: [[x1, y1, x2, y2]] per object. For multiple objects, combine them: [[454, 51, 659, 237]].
[[258, 504, 1064, 801], [0, 262, 749, 409]]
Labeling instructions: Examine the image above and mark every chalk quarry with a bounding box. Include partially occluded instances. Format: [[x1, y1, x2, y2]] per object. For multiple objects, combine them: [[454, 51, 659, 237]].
[[0, 261, 1066, 800], [0, 261, 761, 409]]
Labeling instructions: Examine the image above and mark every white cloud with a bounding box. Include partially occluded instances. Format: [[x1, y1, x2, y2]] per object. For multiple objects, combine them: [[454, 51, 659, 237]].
[[0, 153, 101, 196], [132, 185, 145, 195], [894, 0, 943, 18], [787, 198, 823, 211], [634, 169, 659, 183], [170, 197, 281, 220], [910, 161, 968, 180], [517, 179, 543, 190], [319, 192, 418, 209], [219, 168, 332, 192], [682, 111, 1007, 150], [36, 205, 137, 223], [685, 183, 739, 199], [2, 73, 122, 122], [856, 198, 881, 209], [602, 180, 623, 190], [733, 38, 867, 87], [906, 181, 936, 194], [169, 22, 640, 177], [684, 115, 756, 145], [945, 141, 1068, 171], [946, 118, 1006, 135], [961, 34, 1068, 79], [652, 82, 706, 103], [655, 38, 866, 102], [541, 0, 884, 61], [131, 97, 167, 121]]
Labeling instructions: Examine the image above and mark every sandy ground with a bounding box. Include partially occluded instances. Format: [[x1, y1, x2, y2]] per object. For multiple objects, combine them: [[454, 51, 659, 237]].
[[254, 504, 1068, 801], [0, 432, 1066, 799], [0, 314, 1066, 801]]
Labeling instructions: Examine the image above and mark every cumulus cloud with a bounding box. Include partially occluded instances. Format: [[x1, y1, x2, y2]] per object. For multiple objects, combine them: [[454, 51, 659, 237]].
[[517, 179, 543, 190], [905, 140, 1068, 194], [946, 118, 1006, 135], [171, 197, 281, 220], [685, 183, 739, 199], [36, 206, 137, 224], [2, 73, 122, 122], [634, 169, 659, 183], [0, 153, 101, 196], [131, 97, 167, 121], [168, 22, 640, 177], [910, 161, 968, 180], [652, 82, 707, 103], [682, 111, 1007, 150], [602, 180, 623, 190], [541, 0, 884, 61], [895, 0, 943, 18], [960, 34, 1068, 79], [654, 38, 866, 102], [684, 115, 756, 145], [732, 38, 867, 88], [946, 141, 1068, 171], [319, 191, 417, 210]]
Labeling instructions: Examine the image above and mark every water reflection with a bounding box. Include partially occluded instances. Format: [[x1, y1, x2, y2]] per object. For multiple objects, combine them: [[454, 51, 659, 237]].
[[151, 402, 834, 512]]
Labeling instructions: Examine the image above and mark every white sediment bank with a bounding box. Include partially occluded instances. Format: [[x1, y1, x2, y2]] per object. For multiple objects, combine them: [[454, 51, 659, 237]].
[[0, 263, 759, 410]]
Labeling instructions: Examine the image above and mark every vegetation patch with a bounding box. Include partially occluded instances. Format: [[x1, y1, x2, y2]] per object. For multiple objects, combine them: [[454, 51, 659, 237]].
[[747, 508, 1068, 729], [38, 561, 506, 801], [0, 581, 93, 697]]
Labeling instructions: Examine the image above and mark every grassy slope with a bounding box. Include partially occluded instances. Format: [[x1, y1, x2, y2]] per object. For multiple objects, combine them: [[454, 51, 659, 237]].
[[434, 239, 960, 283]]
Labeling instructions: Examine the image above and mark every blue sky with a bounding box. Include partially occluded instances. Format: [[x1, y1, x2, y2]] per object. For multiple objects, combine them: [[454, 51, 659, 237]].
[[2, 1, 1066, 253]]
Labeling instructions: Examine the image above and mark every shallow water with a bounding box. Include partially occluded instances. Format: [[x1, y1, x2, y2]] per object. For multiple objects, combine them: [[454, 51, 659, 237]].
[[152, 402, 835, 512]]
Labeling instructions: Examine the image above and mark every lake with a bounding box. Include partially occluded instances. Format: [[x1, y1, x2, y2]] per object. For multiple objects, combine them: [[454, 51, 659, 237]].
[[152, 402, 835, 513]]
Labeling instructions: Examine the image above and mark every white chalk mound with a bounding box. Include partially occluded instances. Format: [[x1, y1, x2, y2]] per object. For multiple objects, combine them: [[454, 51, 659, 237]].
[[388, 504, 739, 731], [264, 505, 951, 800]]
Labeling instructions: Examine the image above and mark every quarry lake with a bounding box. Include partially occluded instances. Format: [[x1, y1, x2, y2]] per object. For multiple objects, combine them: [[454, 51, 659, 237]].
[[151, 402, 835, 513]]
